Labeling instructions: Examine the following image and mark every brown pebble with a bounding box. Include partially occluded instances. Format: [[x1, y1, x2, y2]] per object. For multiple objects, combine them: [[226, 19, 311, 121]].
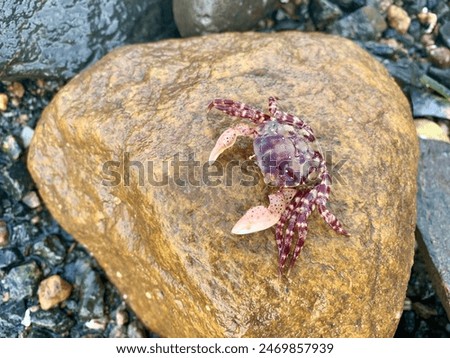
[[2, 292, 10, 303], [0, 221, 9, 247], [22, 191, 41, 209], [38, 275, 72, 310], [8, 82, 25, 98], [421, 34, 435, 48], [387, 5, 411, 34], [36, 79, 45, 88], [418, 8, 437, 34], [17, 114, 29, 125], [429, 47, 450, 68], [0, 93, 8, 111], [31, 216, 40, 225]]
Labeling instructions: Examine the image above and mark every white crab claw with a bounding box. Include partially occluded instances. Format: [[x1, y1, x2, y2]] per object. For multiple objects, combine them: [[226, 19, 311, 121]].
[[231, 206, 281, 235], [209, 128, 238, 164]]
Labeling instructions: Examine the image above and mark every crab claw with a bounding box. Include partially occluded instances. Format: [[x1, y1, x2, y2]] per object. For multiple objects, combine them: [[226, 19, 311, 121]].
[[232, 192, 287, 235], [209, 128, 238, 164], [232, 206, 280, 234]]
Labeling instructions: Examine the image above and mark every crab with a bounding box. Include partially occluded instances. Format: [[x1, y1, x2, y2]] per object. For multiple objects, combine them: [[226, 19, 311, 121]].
[[208, 97, 349, 274]]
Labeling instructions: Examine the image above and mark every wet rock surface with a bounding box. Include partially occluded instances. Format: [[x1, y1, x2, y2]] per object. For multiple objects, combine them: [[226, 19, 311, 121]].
[[173, 0, 276, 37], [0, 0, 177, 80], [330, 6, 387, 41], [28, 32, 418, 337], [416, 139, 450, 320]]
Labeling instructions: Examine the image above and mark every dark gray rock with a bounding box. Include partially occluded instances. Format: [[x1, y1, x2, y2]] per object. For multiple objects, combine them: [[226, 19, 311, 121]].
[[330, 5, 387, 41], [416, 139, 450, 320], [411, 89, 450, 120], [173, 0, 277, 37], [30, 308, 75, 335], [310, 0, 343, 30], [32, 235, 66, 267], [428, 67, 450, 89], [330, 0, 365, 10], [63, 257, 105, 320], [0, 248, 22, 269], [0, 300, 26, 337], [0, 0, 176, 80], [402, 0, 428, 15], [362, 41, 396, 58], [383, 58, 424, 87], [78, 270, 105, 320], [3, 261, 42, 301], [0, 161, 35, 203], [439, 21, 450, 48]]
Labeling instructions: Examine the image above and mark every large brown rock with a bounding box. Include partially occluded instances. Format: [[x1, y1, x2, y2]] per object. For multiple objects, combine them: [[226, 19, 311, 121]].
[[28, 32, 419, 337]]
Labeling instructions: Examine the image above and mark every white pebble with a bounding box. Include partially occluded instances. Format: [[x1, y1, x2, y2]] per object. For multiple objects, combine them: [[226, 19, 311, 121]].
[[20, 126, 34, 148]]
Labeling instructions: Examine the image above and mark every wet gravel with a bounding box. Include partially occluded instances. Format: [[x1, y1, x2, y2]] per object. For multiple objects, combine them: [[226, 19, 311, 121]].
[[1, 0, 450, 337]]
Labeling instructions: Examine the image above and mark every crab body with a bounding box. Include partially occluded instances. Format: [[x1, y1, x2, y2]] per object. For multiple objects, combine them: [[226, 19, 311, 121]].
[[253, 121, 322, 187], [208, 97, 349, 274]]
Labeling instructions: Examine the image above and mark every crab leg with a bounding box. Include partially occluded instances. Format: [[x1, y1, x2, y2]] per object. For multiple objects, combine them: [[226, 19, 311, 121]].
[[279, 189, 317, 271], [316, 172, 350, 236], [268, 96, 279, 115], [209, 124, 257, 164], [208, 99, 270, 124], [231, 188, 296, 235]]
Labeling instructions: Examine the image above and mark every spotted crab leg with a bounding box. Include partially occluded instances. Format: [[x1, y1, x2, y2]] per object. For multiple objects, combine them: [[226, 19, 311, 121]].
[[315, 172, 350, 236], [231, 188, 296, 235], [208, 99, 270, 124], [209, 123, 257, 164], [279, 189, 317, 272]]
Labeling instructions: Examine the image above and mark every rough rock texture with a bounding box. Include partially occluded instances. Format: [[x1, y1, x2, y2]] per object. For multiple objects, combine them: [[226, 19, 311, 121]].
[[416, 139, 450, 320], [28, 32, 419, 337], [173, 0, 276, 37], [0, 0, 176, 80]]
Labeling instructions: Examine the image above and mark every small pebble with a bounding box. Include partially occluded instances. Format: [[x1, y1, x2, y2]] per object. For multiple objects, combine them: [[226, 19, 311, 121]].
[[378, 0, 394, 13], [85, 318, 107, 330], [20, 126, 34, 148], [127, 320, 147, 338], [415, 119, 450, 142], [2, 135, 22, 160], [22, 191, 41, 209], [404, 297, 412, 311], [21, 308, 32, 327], [417, 8, 438, 34], [17, 114, 29, 125], [429, 47, 450, 68], [116, 308, 129, 327], [387, 5, 411, 34], [0, 93, 8, 111], [38, 275, 73, 310], [0, 220, 9, 247], [8, 82, 25, 98]]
